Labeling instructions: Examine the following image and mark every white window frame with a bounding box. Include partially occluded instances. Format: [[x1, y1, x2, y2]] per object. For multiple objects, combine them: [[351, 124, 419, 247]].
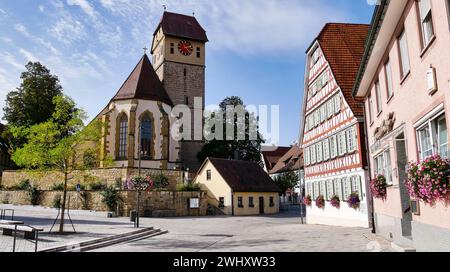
[[398, 29, 411, 78], [310, 144, 317, 164], [338, 132, 347, 156], [346, 126, 357, 153], [343, 177, 352, 199], [375, 81, 382, 114], [316, 142, 323, 163], [385, 60, 394, 99], [334, 94, 341, 114], [334, 179, 343, 200], [330, 135, 338, 159], [327, 99, 334, 119], [304, 147, 310, 166], [418, 0, 434, 47], [416, 112, 448, 160], [368, 95, 374, 124], [323, 138, 330, 161], [374, 149, 393, 185]]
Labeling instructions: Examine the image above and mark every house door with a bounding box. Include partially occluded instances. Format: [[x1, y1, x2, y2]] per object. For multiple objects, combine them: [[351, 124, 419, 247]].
[[259, 197, 265, 214], [395, 133, 412, 238]]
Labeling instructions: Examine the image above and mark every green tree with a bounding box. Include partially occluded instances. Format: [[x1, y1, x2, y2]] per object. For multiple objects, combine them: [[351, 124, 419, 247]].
[[3, 62, 63, 127], [198, 96, 264, 163], [273, 172, 299, 198], [11, 95, 103, 233]]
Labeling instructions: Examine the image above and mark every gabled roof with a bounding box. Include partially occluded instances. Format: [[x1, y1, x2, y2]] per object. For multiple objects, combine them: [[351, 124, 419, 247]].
[[261, 146, 291, 172], [203, 158, 280, 193], [154, 11, 208, 42], [112, 54, 173, 106], [269, 145, 303, 175], [316, 23, 370, 117]]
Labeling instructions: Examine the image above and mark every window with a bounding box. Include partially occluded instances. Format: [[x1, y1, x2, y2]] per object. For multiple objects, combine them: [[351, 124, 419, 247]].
[[184, 95, 189, 105], [249, 197, 254, 208], [320, 105, 326, 123], [374, 150, 393, 185], [304, 147, 310, 166], [346, 126, 357, 153], [219, 197, 225, 208], [330, 135, 338, 159], [375, 81, 382, 114], [385, 60, 394, 99], [311, 49, 320, 65], [327, 99, 334, 118], [310, 145, 316, 164], [334, 94, 341, 114], [269, 197, 275, 207], [418, 0, 434, 47], [398, 30, 410, 78], [323, 138, 330, 161], [183, 68, 187, 77], [140, 117, 153, 158], [368, 95, 374, 124], [338, 132, 347, 156], [118, 114, 128, 159], [238, 197, 243, 208], [334, 179, 343, 200], [417, 113, 448, 160], [351, 176, 363, 200], [316, 142, 323, 163], [197, 47, 201, 58], [170, 43, 174, 54], [206, 170, 211, 180], [326, 180, 334, 201], [343, 177, 352, 199]]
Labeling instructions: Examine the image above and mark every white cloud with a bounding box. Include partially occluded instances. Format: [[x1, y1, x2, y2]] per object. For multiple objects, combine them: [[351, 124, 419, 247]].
[[39, 5, 46, 13], [66, 0, 97, 18], [15, 24, 61, 55], [19, 49, 38, 62], [0, 52, 25, 70], [49, 17, 86, 44]]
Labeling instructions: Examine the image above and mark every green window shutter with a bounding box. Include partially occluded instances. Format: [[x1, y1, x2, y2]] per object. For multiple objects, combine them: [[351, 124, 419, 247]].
[[326, 180, 334, 200], [343, 177, 352, 199], [334, 178, 343, 200]]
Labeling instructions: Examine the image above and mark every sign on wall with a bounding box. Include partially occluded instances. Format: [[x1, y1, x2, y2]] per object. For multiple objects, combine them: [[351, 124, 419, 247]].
[[190, 198, 200, 209]]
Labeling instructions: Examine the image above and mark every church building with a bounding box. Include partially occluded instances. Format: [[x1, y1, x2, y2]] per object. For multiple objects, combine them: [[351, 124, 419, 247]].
[[96, 11, 208, 172]]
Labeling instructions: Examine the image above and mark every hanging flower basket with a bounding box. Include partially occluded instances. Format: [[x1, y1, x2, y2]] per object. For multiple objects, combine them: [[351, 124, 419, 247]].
[[370, 174, 388, 199], [330, 195, 340, 208], [315, 195, 325, 209], [303, 195, 312, 206], [347, 192, 361, 209], [405, 154, 450, 205]]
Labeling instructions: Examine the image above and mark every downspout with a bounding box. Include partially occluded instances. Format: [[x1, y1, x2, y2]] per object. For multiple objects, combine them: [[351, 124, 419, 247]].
[[231, 190, 234, 216], [362, 105, 376, 234]]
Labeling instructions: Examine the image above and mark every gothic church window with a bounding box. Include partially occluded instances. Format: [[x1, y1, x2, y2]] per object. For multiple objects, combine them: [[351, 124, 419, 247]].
[[140, 114, 153, 159], [117, 114, 128, 159]]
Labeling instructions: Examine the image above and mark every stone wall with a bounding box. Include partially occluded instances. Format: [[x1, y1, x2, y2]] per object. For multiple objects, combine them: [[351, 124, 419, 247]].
[[0, 190, 207, 217], [0, 168, 185, 191]]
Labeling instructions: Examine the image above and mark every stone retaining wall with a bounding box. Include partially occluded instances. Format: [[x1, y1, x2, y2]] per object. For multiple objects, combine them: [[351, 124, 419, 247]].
[[0, 168, 186, 191], [0, 190, 207, 217]]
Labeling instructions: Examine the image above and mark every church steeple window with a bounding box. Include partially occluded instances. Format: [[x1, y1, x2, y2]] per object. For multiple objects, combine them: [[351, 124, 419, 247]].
[[117, 113, 128, 160], [139, 112, 154, 159]]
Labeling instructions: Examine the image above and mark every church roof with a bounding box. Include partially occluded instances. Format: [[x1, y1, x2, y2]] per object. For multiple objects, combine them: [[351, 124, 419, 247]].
[[112, 54, 173, 106], [154, 11, 208, 42], [315, 23, 370, 117]]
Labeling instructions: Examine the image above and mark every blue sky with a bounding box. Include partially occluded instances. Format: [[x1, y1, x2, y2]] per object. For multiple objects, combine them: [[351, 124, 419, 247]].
[[0, 0, 375, 146]]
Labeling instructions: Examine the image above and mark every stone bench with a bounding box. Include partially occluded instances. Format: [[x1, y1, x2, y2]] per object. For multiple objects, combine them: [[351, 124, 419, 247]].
[[0, 224, 44, 240], [148, 210, 177, 218]]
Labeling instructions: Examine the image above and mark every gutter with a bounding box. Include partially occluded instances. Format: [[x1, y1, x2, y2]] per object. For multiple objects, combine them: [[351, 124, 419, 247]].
[[352, 0, 389, 98]]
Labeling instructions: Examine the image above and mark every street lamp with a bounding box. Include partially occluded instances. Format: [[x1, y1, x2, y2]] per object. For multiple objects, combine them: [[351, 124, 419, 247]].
[[136, 121, 142, 228]]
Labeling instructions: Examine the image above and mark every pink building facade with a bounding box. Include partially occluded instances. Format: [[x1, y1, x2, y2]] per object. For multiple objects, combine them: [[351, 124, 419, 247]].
[[353, 0, 450, 251]]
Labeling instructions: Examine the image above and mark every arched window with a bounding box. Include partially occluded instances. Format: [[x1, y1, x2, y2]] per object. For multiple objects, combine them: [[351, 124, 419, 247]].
[[117, 114, 128, 159], [140, 116, 153, 159]]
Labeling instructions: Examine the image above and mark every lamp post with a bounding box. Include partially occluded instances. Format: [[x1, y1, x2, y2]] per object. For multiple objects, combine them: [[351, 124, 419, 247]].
[[136, 121, 142, 228]]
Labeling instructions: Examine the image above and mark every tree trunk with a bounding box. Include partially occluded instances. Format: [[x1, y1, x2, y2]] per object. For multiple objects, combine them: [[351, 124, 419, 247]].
[[59, 171, 68, 233]]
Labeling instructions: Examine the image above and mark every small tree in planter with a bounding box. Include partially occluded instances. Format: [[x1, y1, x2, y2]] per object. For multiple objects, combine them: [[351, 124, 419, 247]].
[[405, 154, 450, 204], [152, 174, 169, 190], [303, 195, 312, 206], [315, 195, 325, 209], [370, 174, 388, 200], [100, 186, 122, 216], [347, 192, 361, 209], [330, 195, 340, 208]]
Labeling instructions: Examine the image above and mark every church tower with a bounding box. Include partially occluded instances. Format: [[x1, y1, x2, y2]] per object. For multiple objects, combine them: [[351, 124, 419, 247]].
[[151, 12, 208, 171]]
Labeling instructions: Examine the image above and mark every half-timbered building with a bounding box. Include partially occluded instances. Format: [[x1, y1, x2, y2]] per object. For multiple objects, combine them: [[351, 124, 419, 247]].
[[300, 23, 371, 227]]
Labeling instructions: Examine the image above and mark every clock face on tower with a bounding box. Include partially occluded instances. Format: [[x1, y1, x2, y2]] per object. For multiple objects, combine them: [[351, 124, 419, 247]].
[[178, 40, 193, 56]]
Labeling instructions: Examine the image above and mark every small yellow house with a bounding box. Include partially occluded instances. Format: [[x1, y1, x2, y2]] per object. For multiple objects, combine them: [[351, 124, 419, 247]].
[[195, 158, 280, 216]]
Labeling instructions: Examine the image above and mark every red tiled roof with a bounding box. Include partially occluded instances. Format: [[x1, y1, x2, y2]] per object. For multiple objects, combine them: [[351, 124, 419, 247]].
[[317, 23, 369, 117], [112, 54, 173, 106], [207, 158, 280, 193], [261, 146, 291, 171], [269, 145, 303, 175], [154, 12, 208, 42]]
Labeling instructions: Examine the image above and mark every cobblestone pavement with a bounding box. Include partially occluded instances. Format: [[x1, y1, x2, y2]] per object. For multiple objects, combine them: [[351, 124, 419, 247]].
[[1, 205, 393, 252]]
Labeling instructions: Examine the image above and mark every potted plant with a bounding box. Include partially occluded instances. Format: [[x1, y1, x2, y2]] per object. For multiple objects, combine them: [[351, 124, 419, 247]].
[[330, 195, 340, 208], [370, 174, 388, 199], [303, 195, 312, 206], [315, 195, 325, 209], [347, 192, 361, 209], [405, 154, 450, 205]]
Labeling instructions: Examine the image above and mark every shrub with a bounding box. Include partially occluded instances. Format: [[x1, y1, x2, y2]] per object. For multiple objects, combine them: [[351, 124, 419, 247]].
[[330, 195, 340, 208], [26, 184, 41, 206], [100, 186, 122, 211], [303, 195, 312, 206], [51, 182, 65, 191], [18, 179, 31, 190], [176, 182, 201, 192], [152, 174, 170, 189], [405, 154, 450, 204], [315, 195, 325, 209], [370, 175, 388, 199], [90, 180, 107, 191], [347, 192, 361, 209], [78, 191, 89, 210], [52, 195, 62, 209]]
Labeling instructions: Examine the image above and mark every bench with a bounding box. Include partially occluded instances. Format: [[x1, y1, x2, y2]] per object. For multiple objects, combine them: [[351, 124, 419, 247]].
[[0, 221, 43, 252], [0, 209, 15, 220]]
